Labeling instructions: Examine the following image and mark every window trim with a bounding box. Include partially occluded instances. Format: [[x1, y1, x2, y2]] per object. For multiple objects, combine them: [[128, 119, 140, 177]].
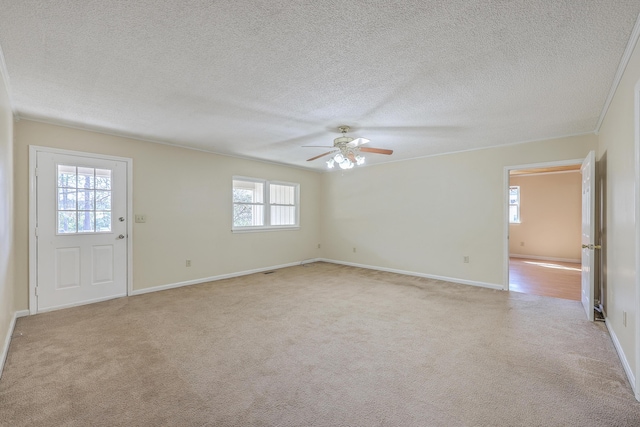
[[232, 176, 300, 232]]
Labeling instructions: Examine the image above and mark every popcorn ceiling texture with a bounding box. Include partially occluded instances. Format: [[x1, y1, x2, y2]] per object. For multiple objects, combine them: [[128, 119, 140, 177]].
[[0, 1, 638, 169]]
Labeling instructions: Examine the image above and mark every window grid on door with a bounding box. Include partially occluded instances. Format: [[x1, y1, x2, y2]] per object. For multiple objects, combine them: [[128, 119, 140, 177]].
[[57, 164, 112, 234]]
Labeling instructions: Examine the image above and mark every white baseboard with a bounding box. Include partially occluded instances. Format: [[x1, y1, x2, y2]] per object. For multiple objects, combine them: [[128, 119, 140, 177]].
[[130, 260, 318, 296], [128, 257, 503, 297], [605, 318, 636, 396], [1, 310, 29, 380], [509, 254, 580, 264], [317, 258, 504, 291], [37, 294, 128, 314]]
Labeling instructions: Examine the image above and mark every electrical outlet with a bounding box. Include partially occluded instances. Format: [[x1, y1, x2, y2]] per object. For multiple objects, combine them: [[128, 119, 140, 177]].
[[463, 256, 469, 263], [623, 311, 627, 327], [317, 243, 321, 249], [186, 260, 191, 267], [520, 241, 525, 246], [135, 214, 147, 223], [353, 247, 356, 253]]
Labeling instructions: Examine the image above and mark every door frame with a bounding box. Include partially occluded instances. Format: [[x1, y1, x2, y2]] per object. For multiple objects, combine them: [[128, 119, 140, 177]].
[[503, 158, 585, 293], [28, 146, 133, 315], [634, 78, 640, 400]]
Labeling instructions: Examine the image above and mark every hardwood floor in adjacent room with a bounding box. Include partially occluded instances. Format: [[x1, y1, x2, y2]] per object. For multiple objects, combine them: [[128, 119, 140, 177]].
[[509, 257, 581, 301]]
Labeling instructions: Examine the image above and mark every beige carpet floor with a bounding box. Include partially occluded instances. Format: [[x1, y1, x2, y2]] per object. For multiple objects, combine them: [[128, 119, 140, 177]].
[[1, 262, 639, 426]]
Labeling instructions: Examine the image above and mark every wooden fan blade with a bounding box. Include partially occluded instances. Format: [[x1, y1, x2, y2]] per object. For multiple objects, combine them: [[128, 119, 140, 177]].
[[307, 151, 337, 161], [347, 152, 356, 163], [360, 147, 393, 155]]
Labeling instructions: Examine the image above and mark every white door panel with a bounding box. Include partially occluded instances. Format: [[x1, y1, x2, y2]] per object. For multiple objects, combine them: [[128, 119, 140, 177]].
[[581, 151, 596, 321], [36, 151, 128, 312]]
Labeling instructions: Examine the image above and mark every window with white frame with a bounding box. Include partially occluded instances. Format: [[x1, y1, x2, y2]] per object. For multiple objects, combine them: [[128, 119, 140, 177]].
[[57, 164, 112, 234], [232, 177, 299, 231], [509, 186, 520, 223]]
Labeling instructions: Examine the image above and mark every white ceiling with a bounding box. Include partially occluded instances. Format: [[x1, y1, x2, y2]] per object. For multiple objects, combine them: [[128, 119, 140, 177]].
[[0, 1, 639, 170]]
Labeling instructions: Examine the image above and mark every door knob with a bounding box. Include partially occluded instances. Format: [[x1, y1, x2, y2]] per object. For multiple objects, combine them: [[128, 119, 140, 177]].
[[582, 244, 602, 250], [118, 234, 125, 239]]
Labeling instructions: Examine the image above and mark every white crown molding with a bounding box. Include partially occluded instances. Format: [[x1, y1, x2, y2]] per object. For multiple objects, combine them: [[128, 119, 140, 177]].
[[20, 116, 595, 176], [342, 131, 596, 173], [595, 12, 640, 133], [18, 115, 322, 174]]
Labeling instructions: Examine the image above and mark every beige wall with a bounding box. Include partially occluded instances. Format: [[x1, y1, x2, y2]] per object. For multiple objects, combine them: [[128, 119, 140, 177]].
[[13, 120, 322, 310], [0, 67, 15, 370], [509, 172, 582, 261], [320, 134, 596, 287], [597, 35, 640, 382]]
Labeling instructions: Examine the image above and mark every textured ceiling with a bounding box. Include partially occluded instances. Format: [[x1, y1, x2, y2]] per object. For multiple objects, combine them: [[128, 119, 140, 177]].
[[0, 1, 639, 170]]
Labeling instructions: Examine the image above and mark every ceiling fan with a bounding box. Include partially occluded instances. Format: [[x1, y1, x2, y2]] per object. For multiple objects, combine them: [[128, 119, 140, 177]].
[[304, 126, 393, 169]]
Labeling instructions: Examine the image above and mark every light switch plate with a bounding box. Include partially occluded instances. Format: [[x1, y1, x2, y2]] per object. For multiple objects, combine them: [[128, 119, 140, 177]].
[[135, 214, 147, 223]]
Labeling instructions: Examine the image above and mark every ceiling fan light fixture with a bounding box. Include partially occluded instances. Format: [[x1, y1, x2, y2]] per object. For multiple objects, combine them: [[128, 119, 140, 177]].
[[338, 157, 354, 169], [306, 125, 391, 168]]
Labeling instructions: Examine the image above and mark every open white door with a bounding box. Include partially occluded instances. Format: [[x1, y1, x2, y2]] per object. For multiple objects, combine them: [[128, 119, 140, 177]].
[[581, 151, 596, 321]]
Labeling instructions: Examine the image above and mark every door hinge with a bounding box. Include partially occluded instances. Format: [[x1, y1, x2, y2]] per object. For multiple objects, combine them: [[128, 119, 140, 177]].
[[35, 227, 38, 237], [35, 287, 38, 296], [34, 167, 39, 177]]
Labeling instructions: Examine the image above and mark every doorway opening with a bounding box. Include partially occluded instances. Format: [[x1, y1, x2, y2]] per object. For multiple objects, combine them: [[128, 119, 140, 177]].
[[504, 161, 583, 301]]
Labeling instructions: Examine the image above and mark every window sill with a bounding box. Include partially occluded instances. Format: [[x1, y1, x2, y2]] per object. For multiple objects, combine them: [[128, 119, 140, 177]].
[[232, 226, 300, 234]]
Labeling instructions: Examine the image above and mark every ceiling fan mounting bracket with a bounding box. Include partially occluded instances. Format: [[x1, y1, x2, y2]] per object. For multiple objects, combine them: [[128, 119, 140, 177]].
[[334, 125, 354, 146]]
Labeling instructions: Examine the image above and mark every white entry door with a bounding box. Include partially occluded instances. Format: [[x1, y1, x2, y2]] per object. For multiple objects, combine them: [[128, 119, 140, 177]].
[[581, 151, 596, 321], [35, 150, 128, 312]]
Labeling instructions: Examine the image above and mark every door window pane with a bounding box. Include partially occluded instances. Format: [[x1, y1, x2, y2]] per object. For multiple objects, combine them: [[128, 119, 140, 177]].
[[57, 165, 112, 234], [96, 191, 111, 210], [58, 211, 77, 233], [77, 167, 95, 189], [96, 212, 111, 232], [57, 165, 76, 188], [78, 211, 95, 232], [95, 169, 112, 189], [58, 188, 77, 210], [77, 190, 95, 210]]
